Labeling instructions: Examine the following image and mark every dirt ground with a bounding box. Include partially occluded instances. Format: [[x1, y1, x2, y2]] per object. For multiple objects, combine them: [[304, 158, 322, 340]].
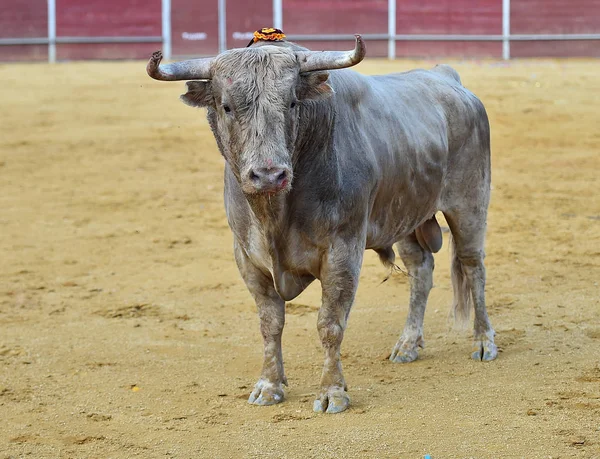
[[1, 56, 599, 459]]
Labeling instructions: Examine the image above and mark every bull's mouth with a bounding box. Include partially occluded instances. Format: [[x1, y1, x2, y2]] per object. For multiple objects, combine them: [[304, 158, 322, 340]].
[[241, 177, 291, 196]]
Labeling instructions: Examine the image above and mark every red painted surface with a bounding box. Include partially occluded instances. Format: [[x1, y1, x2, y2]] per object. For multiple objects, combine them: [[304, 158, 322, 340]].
[[511, 0, 600, 34], [0, 0, 47, 61], [171, 0, 218, 56], [290, 39, 502, 60], [396, 41, 502, 59], [57, 42, 160, 61], [0, 0, 599, 61], [395, 0, 502, 58], [397, 0, 502, 34], [291, 39, 388, 58], [511, 40, 600, 58], [0, 44, 47, 62], [55, 0, 161, 60], [277, 0, 387, 57], [510, 0, 600, 57], [283, 0, 388, 35], [56, 0, 161, 37], [226, 0, 272, 50], [281, 0, 503, 57], [0, 0, 47, 38]]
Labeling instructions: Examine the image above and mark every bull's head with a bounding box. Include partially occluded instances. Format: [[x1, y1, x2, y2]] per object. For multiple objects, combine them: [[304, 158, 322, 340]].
[[147, 36, 365, 195]]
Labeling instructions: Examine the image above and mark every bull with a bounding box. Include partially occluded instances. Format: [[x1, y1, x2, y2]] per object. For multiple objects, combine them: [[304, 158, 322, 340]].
[[146, 33, 497, 414]]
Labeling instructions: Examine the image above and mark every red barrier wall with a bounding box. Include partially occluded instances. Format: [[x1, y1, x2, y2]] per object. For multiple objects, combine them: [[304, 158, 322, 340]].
[[0, 0, 599, 61], [0, 0, 47, 62], [282, 0, 389, 56], [511, 0, 600, 57], [171, 0, 219, 57], [226, 0, 273, 50], [56, 0, 161, 60], [396, 0, 502, 57]]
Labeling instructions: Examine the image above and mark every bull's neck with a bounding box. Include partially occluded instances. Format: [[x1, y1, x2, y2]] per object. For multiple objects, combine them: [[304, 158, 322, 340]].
[[293, 100, 338, 182], [245, 193, 288, 232]]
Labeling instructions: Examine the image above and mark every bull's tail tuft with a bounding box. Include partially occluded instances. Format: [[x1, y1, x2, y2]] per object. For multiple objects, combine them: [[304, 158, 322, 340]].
[[449, 234, 471, 328], [376, 246, 411, 284], [376, 246, 396, 271]]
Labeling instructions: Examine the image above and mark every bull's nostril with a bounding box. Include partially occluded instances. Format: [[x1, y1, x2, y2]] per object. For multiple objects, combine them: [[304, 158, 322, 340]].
[[247, 167, 289, 192], [276, 170, 287, 182]]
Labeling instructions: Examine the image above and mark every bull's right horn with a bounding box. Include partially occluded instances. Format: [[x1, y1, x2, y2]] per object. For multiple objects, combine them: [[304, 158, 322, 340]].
[[146, 51, 213, 81], [297, 34, 366, 73]]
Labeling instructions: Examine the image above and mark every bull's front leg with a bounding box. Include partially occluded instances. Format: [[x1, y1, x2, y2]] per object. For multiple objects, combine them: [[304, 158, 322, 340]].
[[233, 241, 286, 406], [313, 243, 363, 414]]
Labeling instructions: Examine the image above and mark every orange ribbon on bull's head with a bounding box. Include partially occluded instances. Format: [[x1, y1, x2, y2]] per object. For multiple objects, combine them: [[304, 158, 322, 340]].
[[247, 28, 287, 47]]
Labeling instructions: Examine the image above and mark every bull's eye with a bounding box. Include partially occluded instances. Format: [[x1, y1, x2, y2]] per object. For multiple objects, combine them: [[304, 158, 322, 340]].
[[223, 104, 231, 113], [290, 101, 296, 109]]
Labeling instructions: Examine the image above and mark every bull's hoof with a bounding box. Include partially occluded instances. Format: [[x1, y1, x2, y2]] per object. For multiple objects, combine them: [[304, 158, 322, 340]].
[[248, 379, 285, 406], [390, 347, 419, 363], [471, 339, 498, 361], [389, 335, 423, 363], [313, 387, 350, 414]]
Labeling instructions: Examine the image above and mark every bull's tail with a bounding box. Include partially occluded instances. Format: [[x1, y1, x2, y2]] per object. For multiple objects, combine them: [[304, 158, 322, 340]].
[[376, 246, 396, 271], [449, 233, 471, 328]]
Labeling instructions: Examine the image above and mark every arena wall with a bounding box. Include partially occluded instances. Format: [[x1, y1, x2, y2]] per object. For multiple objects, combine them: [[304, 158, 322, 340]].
[[0, 0, 598, 61]]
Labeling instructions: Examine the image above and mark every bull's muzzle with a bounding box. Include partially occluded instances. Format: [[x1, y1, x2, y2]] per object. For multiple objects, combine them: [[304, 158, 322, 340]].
[[245, 166, 292, 195]]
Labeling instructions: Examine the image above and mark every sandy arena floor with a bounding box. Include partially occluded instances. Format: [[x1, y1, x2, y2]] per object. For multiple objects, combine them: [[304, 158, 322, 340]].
[[1, 57, 599, 458]]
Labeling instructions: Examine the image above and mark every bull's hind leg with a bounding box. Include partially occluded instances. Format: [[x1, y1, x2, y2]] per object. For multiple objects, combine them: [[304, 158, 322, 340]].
[[443, 208, 497, 361], [389, 233, 434, 363], [233, 241, 287, 405]]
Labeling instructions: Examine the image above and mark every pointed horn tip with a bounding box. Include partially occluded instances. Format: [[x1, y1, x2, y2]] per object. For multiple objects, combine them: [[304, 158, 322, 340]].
[[353, 34, 366, 62], [147, 51, 164, 79]]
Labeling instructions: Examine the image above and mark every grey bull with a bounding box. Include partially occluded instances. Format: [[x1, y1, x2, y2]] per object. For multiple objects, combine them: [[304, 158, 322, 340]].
[[146, 34, 497, 414]]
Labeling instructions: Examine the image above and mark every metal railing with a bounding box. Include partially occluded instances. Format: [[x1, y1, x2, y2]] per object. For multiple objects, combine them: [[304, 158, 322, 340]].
[[1, 0, 599, 62]]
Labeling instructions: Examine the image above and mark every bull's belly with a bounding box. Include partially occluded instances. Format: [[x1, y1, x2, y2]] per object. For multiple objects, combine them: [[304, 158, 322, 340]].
[[366, 220, 416, 250], [365, 194, 441, 250], [365, 149, 446, 249]]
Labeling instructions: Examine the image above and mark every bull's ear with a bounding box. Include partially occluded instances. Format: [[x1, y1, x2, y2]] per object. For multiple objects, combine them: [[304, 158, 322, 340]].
[[180, 80, 214, 107], [297, 71, 333, 101]]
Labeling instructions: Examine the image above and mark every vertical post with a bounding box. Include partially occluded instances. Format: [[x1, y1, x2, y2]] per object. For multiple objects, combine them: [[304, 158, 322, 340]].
[[273, 0, 283, 29], [388, 0, 396, 60], [161, 0, 171, 60], [502, 0, 510, 60], [218, 0, 227, 53], [47, 0, 56, 63]]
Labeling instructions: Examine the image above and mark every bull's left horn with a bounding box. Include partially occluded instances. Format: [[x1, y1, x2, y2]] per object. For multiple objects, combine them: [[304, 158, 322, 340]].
[[297, 35, 366, 73], [146, 51, 213, 81]]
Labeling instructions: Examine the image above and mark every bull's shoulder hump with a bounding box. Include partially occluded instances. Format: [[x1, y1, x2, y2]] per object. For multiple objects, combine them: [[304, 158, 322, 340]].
[[430, 64, 462, 84]]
